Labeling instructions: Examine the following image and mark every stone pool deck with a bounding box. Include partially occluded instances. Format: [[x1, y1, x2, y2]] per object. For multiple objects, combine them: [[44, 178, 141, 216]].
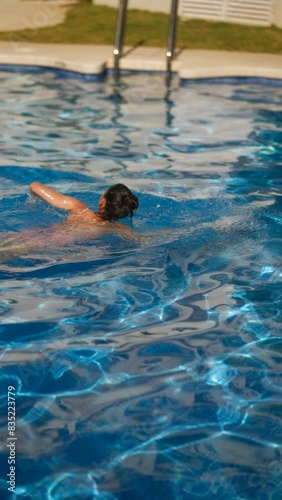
[[0, 41, 281, 80]]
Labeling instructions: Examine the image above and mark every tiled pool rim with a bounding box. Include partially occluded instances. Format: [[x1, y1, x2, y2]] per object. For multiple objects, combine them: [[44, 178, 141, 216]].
[[1, 65, 282, 86]]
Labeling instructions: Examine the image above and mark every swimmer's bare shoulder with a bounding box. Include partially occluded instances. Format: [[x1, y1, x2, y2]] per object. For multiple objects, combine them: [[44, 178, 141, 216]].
[[65, 218, 141, 243]]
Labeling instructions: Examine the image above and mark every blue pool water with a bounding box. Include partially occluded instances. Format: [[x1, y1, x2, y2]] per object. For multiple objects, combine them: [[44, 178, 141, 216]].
[[0, 70, 281, 499]]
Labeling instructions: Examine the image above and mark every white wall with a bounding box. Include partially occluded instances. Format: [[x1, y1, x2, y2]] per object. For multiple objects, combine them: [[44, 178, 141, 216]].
[[274, 0, 282, 27], [93, 0, 171, 14]]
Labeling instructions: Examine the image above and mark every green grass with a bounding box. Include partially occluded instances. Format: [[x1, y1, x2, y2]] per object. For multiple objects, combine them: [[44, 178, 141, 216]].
[[1, 0, 282, 53]]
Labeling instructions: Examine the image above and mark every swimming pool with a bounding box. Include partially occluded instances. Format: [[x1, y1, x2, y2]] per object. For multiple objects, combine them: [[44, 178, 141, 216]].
[[0, 69, 281, 499]]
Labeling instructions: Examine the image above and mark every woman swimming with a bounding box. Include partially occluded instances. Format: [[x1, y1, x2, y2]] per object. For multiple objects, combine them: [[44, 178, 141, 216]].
[[0, 182, 139, 262], [30, 182, 139, 224]]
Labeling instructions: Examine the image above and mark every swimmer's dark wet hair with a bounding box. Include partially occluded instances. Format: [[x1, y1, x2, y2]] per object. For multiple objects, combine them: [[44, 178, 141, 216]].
[[100, 184, 139, 221]]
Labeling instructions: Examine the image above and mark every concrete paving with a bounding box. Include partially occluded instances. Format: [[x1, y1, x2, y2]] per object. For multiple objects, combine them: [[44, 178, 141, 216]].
[[0, 41, 108, 75], [178, 50, 282, 80], [0, 40, 281, 80], [0, 0, 77, 32]]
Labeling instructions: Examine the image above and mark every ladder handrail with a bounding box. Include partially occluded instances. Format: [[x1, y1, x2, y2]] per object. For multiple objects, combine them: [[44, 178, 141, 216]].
[[113, 0, 128, 80], [113, 0, 179, 78], [166, 0, 179, 73]]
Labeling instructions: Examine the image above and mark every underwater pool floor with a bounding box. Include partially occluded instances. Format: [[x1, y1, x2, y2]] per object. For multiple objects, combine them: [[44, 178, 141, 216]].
[[0, 70, 281, 499]]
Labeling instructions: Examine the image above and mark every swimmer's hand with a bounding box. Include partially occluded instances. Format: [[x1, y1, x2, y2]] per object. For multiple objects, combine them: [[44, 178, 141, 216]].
[[30, 182, 88, 213]]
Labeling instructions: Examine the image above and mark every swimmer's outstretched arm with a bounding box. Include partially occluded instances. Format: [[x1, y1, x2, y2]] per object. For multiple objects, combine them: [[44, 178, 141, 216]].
[[30, 182, 87, 213]]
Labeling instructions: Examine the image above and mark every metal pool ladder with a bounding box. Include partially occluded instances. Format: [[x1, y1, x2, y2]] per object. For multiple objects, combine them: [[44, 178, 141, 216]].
[[113, 0, 179, 79]]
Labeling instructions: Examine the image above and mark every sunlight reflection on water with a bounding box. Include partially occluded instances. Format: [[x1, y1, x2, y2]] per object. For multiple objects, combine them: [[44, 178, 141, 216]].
[[0, 71, 281, 499]]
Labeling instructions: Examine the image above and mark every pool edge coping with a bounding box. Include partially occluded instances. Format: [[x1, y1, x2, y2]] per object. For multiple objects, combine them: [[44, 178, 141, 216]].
[[0, 42, 282, 80]]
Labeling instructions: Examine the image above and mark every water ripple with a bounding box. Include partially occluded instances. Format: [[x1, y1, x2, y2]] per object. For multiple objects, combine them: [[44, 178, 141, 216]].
[[0, 73, 281, 499]]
